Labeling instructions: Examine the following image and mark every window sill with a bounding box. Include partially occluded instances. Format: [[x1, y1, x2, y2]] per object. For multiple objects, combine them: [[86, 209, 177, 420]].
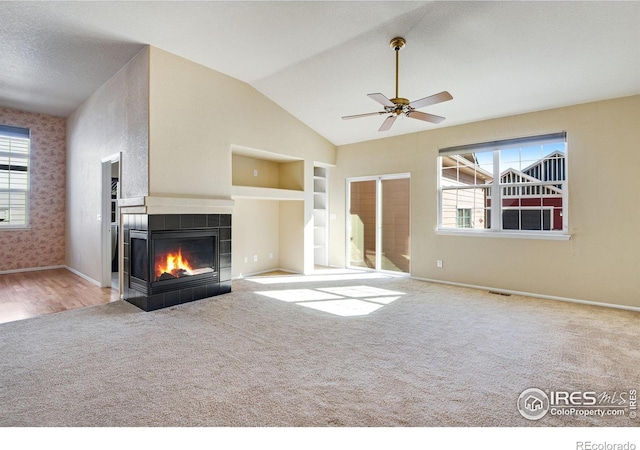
[[0, 226, 31, 231], [436, 229, 571, 241]]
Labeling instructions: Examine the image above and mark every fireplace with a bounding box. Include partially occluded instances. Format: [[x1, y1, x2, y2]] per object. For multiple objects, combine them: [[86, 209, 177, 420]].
[[131, 228, 218, 293], [123, 213, 231, 311]]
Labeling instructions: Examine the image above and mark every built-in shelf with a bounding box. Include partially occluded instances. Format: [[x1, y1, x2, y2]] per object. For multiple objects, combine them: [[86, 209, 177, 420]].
[[230, 185, 305, 201], [313, 166, 329, 266], [231, 147, 304, 191], [230, 146, 329, 273]]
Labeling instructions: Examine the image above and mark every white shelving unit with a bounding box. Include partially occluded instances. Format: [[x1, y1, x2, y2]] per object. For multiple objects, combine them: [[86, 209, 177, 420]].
[[313, 166, 329, 266], [230, 185, 305, 201]]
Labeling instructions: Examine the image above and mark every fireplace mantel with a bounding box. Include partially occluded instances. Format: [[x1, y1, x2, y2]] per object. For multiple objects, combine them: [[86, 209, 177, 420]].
[[119, 196, 234, 215]]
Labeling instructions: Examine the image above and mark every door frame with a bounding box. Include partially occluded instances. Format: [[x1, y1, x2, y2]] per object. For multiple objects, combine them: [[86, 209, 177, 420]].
[[345, 173, 411, 274], [100, 153, 121, 289]]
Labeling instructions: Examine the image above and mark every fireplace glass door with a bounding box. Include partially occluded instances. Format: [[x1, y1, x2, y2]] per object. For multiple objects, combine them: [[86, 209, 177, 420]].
[[153, 233, 216, 282]]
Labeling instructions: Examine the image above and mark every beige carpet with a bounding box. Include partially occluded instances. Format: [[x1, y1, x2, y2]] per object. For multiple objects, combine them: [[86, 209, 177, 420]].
[[0, 272, 638, 427]]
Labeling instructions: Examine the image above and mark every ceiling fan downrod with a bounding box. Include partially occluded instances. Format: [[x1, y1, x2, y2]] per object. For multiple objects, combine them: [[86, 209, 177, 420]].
[[389, 36, 409, 105]]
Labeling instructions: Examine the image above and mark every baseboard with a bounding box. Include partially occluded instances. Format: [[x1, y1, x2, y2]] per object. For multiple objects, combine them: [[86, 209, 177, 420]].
[[411, 276, 640, 313], [0, 265, 65, 275], [233, 268, 300, 280], [63, 266, 102, 288]]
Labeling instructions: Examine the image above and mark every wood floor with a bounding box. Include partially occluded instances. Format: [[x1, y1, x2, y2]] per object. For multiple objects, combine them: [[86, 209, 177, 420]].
[[0, 268, 119, 324]]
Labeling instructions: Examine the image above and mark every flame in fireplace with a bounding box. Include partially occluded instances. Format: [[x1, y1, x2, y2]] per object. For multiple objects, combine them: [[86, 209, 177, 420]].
[[155, 248, 194, 280]]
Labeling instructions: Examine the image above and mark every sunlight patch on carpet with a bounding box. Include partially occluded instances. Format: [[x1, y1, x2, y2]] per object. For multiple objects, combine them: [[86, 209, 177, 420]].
[[297, 299, 384, 317], [362, 296, 401, 305], [317, 286, 405, 298], [254, 285, 405, 317], [254, 289, 343, 303]]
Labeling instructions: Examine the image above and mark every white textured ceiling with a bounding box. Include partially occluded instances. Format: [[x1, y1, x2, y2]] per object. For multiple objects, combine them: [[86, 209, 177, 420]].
[[1, 1, 639, 146]]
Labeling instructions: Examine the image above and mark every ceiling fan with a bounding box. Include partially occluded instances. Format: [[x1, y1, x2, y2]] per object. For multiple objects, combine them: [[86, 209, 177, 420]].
[[342, 37, 453, 131]]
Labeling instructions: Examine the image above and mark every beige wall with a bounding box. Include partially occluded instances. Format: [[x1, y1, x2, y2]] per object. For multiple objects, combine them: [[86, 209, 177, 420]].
[[279, 161, 305, 191], [232, 154, 281, 189], [232, 199, 280, 277], [279, 201, 305, 272], [331, 95, 640, 308], [66, 47, 149, 282], [148, 47, 335, 277], [232, 199, 305, 277], [148, 47, 334, 198], [0, 108, 66, 271]]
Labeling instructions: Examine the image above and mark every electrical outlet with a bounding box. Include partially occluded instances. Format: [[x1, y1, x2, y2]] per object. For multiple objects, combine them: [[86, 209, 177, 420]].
[[244, 257, 248, 263], [437, 260, 443, 268], [269, 253, 273, 259], [253, 255, 258, 262], [253, 169, 258, 177]]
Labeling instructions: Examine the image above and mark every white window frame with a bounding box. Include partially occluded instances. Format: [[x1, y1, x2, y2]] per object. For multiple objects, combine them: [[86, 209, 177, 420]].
[[0, 125, 31, 230], [456, 208, 472, 228], [437, 132, 570, 241]]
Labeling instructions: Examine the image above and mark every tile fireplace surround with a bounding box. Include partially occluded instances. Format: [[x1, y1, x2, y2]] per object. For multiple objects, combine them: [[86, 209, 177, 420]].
[[122, 213, 232, 311]]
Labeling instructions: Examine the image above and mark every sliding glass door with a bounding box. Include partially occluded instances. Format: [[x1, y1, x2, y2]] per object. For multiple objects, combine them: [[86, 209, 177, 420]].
[[348, 179, 377, 269], [380, 177, 411, 273], [347, 174, 410, 274]]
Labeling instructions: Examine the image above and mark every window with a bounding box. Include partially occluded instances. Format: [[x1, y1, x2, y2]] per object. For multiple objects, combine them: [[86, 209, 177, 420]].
[[438, 132, 567, 237], [0, 125, 30, 228], [457, 208, 472, 228]]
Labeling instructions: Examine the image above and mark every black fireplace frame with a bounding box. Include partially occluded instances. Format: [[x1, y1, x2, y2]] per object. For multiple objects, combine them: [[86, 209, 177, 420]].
[[130, 228, 220, 295], [123, 213, 231, 311]]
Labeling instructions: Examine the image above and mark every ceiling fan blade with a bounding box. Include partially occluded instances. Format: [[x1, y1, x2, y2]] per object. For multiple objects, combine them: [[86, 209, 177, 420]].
[[342, 111, 386, 120], [409, 91, 453, 109], [379, 115, 397, 131], [407, 110, 446, 124], [368, 93, 395, 108]]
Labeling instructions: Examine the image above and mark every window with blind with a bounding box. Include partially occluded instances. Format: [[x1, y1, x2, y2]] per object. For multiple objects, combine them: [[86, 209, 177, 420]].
[[438, 132, 568, 237], [0, 125, 30, 228]]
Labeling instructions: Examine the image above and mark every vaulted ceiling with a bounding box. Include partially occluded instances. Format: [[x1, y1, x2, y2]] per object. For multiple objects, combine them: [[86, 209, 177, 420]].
[[1, 1, 639, 146]]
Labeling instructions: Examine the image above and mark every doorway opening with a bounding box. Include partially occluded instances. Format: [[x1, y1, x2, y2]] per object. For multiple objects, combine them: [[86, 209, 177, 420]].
[[346, 174, 410, 274], [101, 154, 120, 290]]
